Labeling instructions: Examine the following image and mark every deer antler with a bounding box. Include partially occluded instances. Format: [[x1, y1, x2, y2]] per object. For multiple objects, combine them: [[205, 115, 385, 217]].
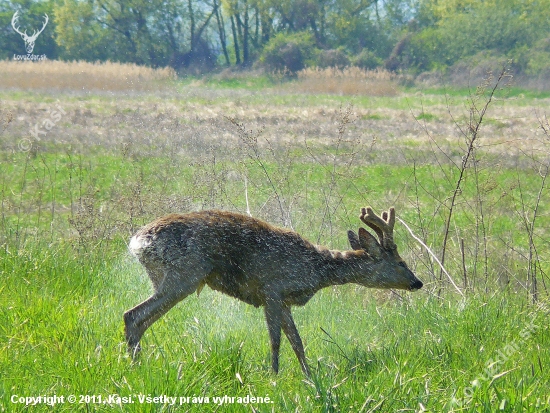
[[11, 11, 26, 38], [33, 14, 49, 39], [360, 207, 396, 250]]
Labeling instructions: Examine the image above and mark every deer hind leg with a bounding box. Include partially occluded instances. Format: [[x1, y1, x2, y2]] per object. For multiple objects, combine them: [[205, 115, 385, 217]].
[[124, 263, 210, 357], [281, 305, 310, 376], [264, 297, 283, 374]]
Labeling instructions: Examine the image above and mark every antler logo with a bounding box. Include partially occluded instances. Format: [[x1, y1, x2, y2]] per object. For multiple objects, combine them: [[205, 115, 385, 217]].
[[11, 11, 49, 54]]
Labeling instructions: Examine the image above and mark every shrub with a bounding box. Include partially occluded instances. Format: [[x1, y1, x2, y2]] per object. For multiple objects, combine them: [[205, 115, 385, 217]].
[[526, 52, 550, 77], [352, 49, 383, 70], [258, 32, 317, 74], [447, 51, 512, 87], [524, 38, 550, 77], [316, 49, 350, 69]]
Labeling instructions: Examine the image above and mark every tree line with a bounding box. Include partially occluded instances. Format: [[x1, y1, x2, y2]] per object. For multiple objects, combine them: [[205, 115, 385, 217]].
[[2, 0, 550, 78]]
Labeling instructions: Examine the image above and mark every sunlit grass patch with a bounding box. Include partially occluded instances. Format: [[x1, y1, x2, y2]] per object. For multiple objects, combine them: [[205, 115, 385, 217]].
[[360, 112, 388, 120], [415, 112, 438, 122]]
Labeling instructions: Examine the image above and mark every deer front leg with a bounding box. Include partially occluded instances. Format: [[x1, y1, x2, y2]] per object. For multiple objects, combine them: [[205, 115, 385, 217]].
[[281, 305, 310, 376], [264, 297, 283, 373]]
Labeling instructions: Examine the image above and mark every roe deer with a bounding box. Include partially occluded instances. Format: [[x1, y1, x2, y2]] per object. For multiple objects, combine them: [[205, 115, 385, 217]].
[[125, 207, 422, 375]]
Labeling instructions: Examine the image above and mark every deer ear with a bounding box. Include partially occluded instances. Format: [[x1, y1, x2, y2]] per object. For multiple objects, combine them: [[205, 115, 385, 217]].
[[358, 227, 382, 259], [348, 230, 362, 250]]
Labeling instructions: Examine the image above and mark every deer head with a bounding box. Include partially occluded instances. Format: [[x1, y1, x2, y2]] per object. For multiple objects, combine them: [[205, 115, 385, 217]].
[[11, 11, 49, 54], [347, 207, 422, 291]]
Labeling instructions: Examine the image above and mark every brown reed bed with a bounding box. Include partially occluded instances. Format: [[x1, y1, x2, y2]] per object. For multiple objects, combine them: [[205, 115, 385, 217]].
[[0, 60, 176, 92], [293, 67, 399, 96]]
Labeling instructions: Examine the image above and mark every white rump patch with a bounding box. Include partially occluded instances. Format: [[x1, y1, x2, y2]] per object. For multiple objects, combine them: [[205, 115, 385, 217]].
[[128, 234, 152, 258]]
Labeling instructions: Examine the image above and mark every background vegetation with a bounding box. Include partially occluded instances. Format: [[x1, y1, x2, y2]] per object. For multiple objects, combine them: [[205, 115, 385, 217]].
[[0, 62, 549, 411], [2, 0, 550, 88]]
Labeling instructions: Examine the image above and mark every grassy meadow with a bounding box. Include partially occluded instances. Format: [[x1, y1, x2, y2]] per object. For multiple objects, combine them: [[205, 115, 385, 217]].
[[0, 61, 549, 412]]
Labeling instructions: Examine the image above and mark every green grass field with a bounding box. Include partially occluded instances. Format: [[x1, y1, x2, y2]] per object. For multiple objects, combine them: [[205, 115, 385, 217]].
[[1, 67, 549, 412], [1, 242, 548, 412]]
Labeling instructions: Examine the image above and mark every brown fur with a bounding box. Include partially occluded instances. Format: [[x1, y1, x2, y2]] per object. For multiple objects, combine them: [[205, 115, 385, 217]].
[[125, 209, 422, 375]]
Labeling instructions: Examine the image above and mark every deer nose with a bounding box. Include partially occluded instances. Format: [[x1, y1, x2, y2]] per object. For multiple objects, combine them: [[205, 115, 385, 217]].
[[411, 279, 423, 290]]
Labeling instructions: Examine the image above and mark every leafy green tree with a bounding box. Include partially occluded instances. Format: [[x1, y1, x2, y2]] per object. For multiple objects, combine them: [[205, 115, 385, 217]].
[[54, 0, 219, 69], [324, 0, 376, 52], [404, 0, 550, 71], [54, 0, 114, 61]]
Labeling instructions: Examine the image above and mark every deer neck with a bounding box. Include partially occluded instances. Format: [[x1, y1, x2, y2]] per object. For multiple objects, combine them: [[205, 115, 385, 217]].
[[314, 247, 374, 289]]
